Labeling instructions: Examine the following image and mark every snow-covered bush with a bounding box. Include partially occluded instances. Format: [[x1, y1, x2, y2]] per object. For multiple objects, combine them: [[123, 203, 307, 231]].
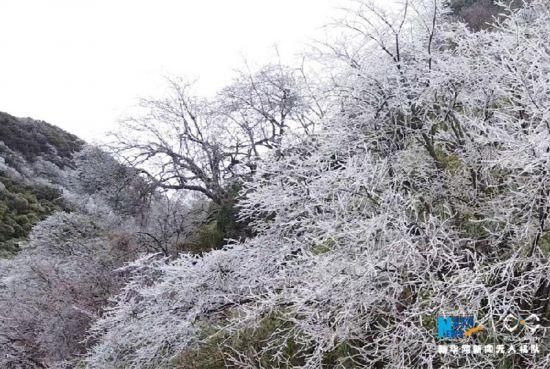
[[84, 1, 550, 368], [0, 212, 140, 368], [74, 145, 153, 217]]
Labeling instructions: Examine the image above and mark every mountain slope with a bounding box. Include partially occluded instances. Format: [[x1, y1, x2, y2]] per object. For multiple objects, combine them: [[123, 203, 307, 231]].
[[0, 111, 83, 169], [0, 112, 83, 255]]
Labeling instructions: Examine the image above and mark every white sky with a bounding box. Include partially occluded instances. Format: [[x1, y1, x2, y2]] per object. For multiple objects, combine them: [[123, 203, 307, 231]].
[[0, 0, 341, 143]]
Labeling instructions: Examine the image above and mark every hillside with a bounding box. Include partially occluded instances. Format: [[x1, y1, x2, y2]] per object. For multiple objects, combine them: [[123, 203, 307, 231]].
[[0, 112, 83, 169], [0, 112, 83, 256], [0, 111, 229, 368]]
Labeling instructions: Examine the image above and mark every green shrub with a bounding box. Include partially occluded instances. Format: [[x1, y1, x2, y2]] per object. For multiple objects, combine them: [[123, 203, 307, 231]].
[[177, 313, 311, 369], [185, 184, 252, 254], [0, 172, 66, 256]]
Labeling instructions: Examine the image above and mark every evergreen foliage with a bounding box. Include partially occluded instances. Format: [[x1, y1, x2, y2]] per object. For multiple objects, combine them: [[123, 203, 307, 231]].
[[187, 184, 252, 254], [0, 171, 66, 256]]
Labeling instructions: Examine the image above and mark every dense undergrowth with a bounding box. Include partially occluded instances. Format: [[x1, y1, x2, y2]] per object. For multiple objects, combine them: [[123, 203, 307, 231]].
[[0, 172, 67, 256]]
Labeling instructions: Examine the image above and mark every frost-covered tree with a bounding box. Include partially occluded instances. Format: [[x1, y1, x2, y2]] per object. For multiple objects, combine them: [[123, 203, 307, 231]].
[[135, 194, 209, 256], [85, 1, 550, 368], [111, 63, 325, 204], [74, 145, 153, 217]]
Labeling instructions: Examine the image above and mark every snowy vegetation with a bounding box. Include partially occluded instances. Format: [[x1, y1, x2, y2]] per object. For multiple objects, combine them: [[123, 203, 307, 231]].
[[1, 0, 550, 368]]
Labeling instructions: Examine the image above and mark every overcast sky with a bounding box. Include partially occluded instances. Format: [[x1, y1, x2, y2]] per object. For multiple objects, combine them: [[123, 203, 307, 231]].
[[0, 0, 340, 143]]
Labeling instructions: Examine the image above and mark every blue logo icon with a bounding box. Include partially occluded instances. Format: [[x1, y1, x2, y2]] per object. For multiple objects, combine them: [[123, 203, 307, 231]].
[[437, 315, 475, 339]]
